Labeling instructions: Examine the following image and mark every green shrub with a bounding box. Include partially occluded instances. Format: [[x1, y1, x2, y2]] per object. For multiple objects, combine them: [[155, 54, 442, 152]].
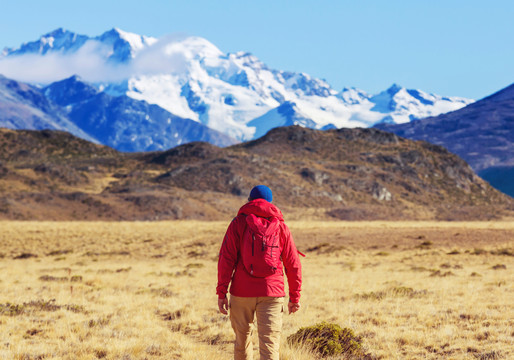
[[287, 322, 368, 358]]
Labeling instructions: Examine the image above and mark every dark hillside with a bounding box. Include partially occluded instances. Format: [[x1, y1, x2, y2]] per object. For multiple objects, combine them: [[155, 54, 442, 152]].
[[0, 126, 512, 220], [376, 83, 514, 197]]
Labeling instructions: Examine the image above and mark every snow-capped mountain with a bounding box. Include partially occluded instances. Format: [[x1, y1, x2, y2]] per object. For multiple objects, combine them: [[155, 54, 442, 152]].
[[1, 28, 474, 144], [43, 76, 236, 151], [248, 101, 334, 140], [367, 84, 471, 124], [5, 28, 90, 56], [4, 28, 157, 61]]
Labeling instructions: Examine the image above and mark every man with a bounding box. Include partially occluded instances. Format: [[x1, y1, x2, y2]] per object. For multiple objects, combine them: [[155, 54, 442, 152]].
[[216, 185, 302, 360]]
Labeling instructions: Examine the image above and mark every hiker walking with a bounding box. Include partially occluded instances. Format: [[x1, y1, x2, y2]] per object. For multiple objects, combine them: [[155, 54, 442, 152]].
[[217, 185, 303, 360]]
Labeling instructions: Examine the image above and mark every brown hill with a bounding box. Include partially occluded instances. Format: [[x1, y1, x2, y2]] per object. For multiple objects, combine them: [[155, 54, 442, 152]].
[[1, 126, 512, 221], [0, 128, 118, 161]]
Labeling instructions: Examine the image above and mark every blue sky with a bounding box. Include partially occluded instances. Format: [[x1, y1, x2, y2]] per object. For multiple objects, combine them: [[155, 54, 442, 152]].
[[1, 0, 513, 99]]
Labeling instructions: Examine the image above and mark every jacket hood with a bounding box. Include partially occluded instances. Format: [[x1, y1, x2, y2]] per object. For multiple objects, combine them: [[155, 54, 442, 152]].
[[246, 214, 281, 236], [237, 199, 284, 221]]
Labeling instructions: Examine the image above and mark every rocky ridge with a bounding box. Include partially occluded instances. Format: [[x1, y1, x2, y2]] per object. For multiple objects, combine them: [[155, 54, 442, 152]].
[[0, 126, 512, 221]]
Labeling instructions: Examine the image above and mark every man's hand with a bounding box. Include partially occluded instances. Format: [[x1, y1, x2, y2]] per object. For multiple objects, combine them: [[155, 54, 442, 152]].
[[218, 297, 229, 315], [288, 301, 300, 314]]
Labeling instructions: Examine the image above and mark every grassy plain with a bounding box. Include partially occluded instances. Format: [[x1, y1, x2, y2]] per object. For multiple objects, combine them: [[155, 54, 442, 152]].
[[0, 220, 513, 359]]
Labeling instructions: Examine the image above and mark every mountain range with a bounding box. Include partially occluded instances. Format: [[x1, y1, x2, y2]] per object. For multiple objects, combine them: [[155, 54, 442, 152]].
[[2, 27, 512, 200], [0, 28, 473, 148], [0, 74, 235, 151]]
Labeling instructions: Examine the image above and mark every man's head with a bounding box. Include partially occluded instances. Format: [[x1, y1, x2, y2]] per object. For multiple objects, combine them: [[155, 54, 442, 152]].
[[248, 185, 273, 203]]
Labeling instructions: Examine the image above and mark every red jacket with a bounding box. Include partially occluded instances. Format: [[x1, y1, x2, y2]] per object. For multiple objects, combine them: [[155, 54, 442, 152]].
[[216, 199, 302, 303]]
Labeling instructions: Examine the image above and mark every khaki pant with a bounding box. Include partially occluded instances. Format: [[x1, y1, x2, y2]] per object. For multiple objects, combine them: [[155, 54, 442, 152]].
[[229, 295, 284, 360]]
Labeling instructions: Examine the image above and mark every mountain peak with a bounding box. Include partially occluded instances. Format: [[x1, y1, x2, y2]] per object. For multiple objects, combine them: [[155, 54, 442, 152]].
[[95, 28, 157, 62], [339, 87, 370, 105], [99, 28, 122, 38], [277, 100, 298, 111], [229, 51, 267, 70], [108, 27, 124, 34], [42, 27, 67, 37], [386, 83, 403, 94], [3, 27, 157, 61], [100, 27, 152, 44], [5, 28, 88, 56], [44, 75, 99, 106]]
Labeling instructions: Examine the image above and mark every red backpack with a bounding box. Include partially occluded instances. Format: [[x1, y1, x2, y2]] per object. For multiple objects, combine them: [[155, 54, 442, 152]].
[[240, 214, 282, 278]]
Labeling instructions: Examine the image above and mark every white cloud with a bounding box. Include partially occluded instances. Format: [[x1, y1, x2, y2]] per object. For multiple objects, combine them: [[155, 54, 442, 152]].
[[131, 34, 189, 77], [0, 35, 189, 84]]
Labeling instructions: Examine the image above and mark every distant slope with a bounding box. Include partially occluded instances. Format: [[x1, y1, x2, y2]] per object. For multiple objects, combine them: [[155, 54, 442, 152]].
[[44, 76, 237, 151], [0, 126, 512, 221], [376, 83, 514, 197], [478, 166, 514, 199], [0, 75, 98, 143]]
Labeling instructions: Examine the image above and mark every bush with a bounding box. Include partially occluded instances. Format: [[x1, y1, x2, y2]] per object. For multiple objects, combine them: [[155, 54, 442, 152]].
[[491, 264, 507, 270], [415, 241, 433, 249], [287, 322, 369, 358], [490, 248, 514, 256]]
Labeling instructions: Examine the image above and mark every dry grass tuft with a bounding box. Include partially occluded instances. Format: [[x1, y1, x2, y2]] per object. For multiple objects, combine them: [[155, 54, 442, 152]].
[[356, 286, 428, 301], [306, 242, 346, 256], [490, 248, 514, 256], [13, 253, 38, 259], [491, 264, 507, 270], [0, 299, 85, 316]]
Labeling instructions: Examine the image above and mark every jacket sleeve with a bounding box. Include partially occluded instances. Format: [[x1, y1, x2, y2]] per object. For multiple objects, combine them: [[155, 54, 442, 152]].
[[216, 217, 241, 299], [281, 223, 302, 303]]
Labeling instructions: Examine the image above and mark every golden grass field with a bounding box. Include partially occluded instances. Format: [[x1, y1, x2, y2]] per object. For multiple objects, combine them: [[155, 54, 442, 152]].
[[0, 220, 513, 359]]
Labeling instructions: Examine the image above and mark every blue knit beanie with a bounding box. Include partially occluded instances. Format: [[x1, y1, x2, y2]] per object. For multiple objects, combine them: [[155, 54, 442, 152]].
[[249, 185, 273, 203]]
